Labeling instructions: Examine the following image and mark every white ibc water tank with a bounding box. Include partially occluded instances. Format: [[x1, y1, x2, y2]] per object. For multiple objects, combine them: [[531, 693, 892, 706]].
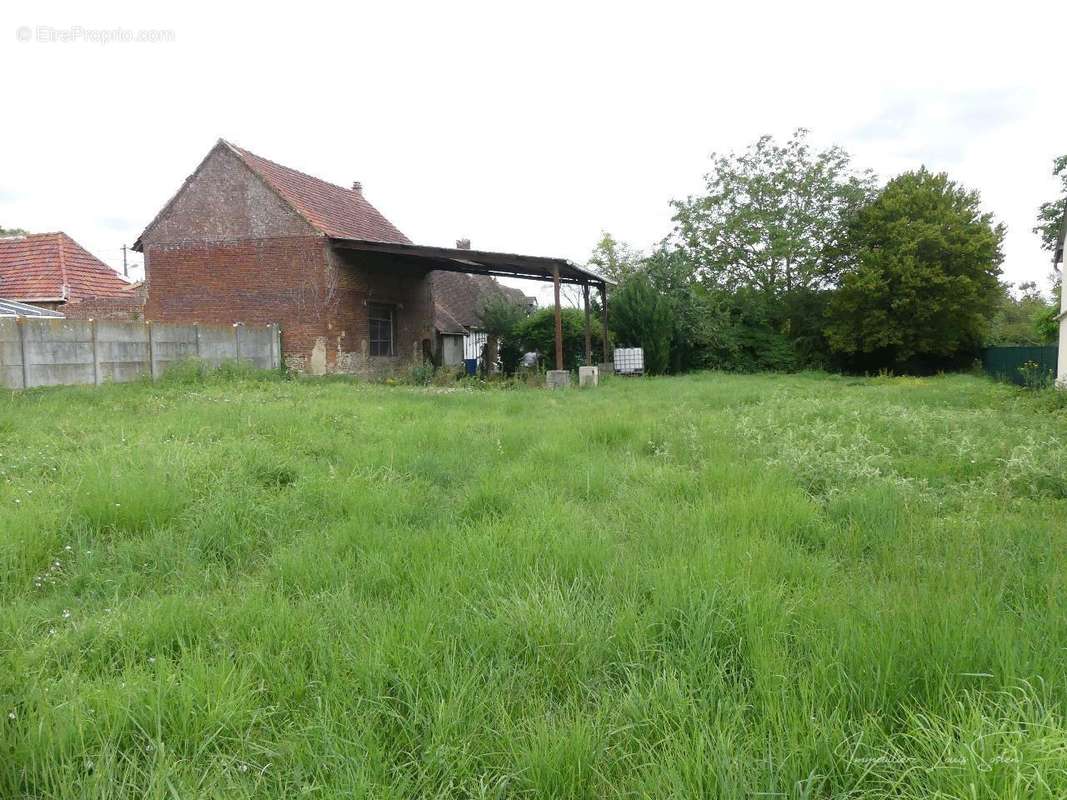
[[614, 347, 644, 375]]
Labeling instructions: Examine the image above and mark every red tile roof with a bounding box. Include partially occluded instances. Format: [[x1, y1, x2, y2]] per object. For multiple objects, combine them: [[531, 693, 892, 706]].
[[434, 302, 468, 335], [223, 141, 411, 244], [0, 233, 132, 303], [431, 271, 531, 330]]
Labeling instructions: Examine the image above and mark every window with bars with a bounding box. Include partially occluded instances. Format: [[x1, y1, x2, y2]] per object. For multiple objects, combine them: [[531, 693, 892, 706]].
[[368, 303, 395, 357]]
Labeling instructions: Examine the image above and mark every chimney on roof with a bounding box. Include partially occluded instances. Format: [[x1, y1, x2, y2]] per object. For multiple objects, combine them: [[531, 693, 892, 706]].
[[351, 181, 362, 192], [456, 238, 471, 250]]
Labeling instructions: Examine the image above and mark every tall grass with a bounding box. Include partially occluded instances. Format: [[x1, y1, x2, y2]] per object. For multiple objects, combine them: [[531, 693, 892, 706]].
[[1, 371, 1065, 797]]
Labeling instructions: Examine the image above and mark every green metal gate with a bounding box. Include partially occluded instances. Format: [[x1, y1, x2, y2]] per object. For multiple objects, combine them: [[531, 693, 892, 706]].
[[980, 345, 1059, 385]]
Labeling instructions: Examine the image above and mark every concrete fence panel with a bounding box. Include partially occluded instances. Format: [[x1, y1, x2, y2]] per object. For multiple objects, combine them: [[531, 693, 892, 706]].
[[149, 323, 199, 376], [0, 318, 24, 389], [236, 325, 275, 369], [197, 324, 239, 368], [0, 320, 280, 391], [96, 321, 150, 384], [23, 319, 95, 388]]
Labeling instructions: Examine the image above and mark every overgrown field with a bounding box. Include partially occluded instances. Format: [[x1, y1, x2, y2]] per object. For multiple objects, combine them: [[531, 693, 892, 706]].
[[2, 370, 1066, 798]]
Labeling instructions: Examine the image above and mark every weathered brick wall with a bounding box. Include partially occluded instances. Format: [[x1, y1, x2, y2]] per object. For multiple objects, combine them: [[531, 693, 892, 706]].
[[18, 301, 64, 313], [328, 248, 434, 376], [142, 144, 315, 244], [143, 239, 433, 376], [63, 285, 147, 321], [143, 237, 330, 369]]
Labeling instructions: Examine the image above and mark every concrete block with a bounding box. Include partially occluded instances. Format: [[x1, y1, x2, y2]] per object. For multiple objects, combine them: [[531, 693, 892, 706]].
[[237, 325, 274, 369], [149, 323, 198, 375], [0, 318, 24, 389], [198, 324, 239, 367], [578, 365, 599, 387], [95, 321, 150, 383], [546, 369, 571, 389], [22, 318, 94, 388]]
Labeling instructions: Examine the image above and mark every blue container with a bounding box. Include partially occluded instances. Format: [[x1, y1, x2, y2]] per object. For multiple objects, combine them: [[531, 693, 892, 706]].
[[463, 358, 478, 376]]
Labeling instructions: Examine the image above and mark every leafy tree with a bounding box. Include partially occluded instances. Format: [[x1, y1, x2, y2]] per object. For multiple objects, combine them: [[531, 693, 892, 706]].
[[498, 337, 525, 377], [671, 129, 876, 296], [0, 225, 28, 236], [1035, 282, 1062, 343], [587, 231, 643, 284], [988, 282, 1058, 345], [779, 287, 835, 369], [826, 168, 1005, 371], [695, 287, 801, 372], [1032, 154, 1064, 348], [610, 271, 672, 375], [1033, 154, 1067, 253], [635, 246, 719, 373], [477, 294, 529, 375], [515, 308, 602, 371]]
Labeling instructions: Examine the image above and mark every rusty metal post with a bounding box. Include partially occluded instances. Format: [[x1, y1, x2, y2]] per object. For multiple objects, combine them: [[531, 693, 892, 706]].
[[553, 266, 564, 371], [583, 282, 592, 366], [600, 282, 609, 366]]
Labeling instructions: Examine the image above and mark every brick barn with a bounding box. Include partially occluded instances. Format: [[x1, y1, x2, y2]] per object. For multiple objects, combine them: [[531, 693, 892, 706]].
[[134, 139, 608, 375]]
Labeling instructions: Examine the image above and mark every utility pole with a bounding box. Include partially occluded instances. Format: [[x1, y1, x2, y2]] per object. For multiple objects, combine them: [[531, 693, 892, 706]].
[[122, 244, 128, 278]]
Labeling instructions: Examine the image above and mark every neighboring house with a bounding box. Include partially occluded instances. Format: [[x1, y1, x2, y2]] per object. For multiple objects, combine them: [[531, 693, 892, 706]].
[[0, 232, 137, 316], [1055, 210, 1067, 389], [133, 139, 579, 376], [431, 264, 534, 368]]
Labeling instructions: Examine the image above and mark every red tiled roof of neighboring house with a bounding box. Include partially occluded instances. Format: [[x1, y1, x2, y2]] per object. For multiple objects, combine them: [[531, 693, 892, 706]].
[[430, 271, 530, 331], [223, 141, 412, 244], [433, 302, 468, 335], [0, 232, 132, 303]]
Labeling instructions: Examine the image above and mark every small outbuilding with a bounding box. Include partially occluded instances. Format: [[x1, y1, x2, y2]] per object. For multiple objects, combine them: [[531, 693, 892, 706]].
[[431, 266, 534, 369]]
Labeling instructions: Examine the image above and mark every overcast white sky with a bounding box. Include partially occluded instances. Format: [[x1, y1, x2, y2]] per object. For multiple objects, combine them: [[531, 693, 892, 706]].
[[2, 0, 1065, 307]]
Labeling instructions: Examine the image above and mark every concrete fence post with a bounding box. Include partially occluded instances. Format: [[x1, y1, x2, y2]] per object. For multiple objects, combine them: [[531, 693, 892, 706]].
[[194, 324, 201, 358], [147, 321, 158, 380], [234, 323, 242, 362], [17, 317, 29, 390], [91, 319, 101, 386]]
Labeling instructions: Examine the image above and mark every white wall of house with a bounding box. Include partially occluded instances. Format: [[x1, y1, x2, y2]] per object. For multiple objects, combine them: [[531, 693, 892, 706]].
[[464, 331, 488, 361]]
